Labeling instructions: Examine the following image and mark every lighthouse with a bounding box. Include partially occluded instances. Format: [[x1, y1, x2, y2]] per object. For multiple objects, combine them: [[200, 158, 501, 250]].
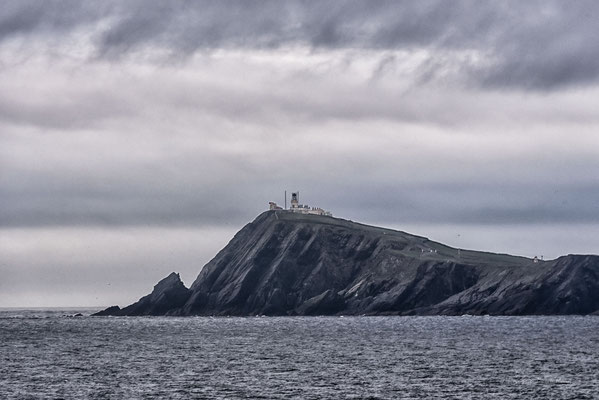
[[268, 191, 332, 216], [290, 192, 299, 209]]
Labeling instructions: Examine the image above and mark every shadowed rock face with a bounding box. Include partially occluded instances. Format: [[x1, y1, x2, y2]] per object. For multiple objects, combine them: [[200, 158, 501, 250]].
[[99, 272, 190, 316], [95, 211, 599, 316]]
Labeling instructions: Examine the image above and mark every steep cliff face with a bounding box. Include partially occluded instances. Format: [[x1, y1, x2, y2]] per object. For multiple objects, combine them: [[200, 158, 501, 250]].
[[429, 254, 599, 315], [95, 211, 599, 316]]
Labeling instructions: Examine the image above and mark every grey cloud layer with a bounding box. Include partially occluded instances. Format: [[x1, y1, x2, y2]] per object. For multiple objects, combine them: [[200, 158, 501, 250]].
[[1, 1, 598, 307], [2, 0, 599, 89], [2, 123, 598, 227], [1, 1, 598, 228], [3, 176, 599, 228]]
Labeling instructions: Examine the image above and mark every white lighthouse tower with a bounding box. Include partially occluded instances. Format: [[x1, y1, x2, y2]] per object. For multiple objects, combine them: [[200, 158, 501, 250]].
[[290, 192, 299, 209]]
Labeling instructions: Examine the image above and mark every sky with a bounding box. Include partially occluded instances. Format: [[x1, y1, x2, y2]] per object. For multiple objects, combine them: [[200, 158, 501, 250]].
[[1, 0, 598, 307]]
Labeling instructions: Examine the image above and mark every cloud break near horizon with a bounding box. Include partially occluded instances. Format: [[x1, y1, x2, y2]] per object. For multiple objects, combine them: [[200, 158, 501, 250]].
[[1, 0, 598, 307]]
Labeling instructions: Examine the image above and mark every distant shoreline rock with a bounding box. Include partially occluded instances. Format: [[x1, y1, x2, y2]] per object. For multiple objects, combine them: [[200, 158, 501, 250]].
[[94, 211, 599, 317], [92, 306, 121, 316]]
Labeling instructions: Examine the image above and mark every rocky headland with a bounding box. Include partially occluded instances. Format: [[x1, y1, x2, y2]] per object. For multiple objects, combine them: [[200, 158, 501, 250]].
[[95, 211, 599, 316]]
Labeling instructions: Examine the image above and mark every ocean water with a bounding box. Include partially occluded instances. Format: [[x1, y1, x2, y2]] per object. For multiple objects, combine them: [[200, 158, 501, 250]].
[[1, 310, 598, 399]]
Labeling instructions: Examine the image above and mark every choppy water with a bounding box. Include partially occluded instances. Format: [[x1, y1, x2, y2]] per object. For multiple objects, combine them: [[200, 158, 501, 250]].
[[1, 310, 598, 399]]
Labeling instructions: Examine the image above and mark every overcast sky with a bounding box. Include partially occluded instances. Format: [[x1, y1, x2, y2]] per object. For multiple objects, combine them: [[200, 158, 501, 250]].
[[1, 0, 598, 307]]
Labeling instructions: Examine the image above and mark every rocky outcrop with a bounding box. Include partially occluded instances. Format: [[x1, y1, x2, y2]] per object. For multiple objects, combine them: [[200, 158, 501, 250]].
[[94, 272, 190, 316], [95, 211, 599, 316], [92, 305, 121, 316]]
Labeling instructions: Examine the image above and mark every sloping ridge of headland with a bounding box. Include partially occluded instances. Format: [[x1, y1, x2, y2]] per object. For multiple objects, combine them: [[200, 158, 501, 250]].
[[94, 210, 599, 316]]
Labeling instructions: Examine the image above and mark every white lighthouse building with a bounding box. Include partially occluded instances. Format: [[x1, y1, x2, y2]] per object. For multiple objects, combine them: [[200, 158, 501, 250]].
[[268, 191, 332, 216]]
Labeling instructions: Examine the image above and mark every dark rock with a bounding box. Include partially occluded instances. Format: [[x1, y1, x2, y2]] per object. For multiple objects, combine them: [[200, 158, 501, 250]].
[[95, 272, 190, 316], [64, 312, 84, 318], [296, 289, 345, 315], [92, 305, 121, 316], [103, 211, 599, 316]]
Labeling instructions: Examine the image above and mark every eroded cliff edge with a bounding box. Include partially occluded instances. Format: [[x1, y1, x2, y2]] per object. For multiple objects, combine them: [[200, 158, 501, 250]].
[[95, 211, 599, 316]]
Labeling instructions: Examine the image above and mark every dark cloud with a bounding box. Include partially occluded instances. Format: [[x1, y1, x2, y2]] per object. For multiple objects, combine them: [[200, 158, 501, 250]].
[[2, 158, 598, 227], [1, 1, 599, 89], [0, 1, 105, 39], [321, 182, 599, 226]]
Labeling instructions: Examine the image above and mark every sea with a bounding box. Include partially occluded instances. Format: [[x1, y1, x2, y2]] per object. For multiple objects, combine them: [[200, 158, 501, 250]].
[[1, 309, 598, 399]]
